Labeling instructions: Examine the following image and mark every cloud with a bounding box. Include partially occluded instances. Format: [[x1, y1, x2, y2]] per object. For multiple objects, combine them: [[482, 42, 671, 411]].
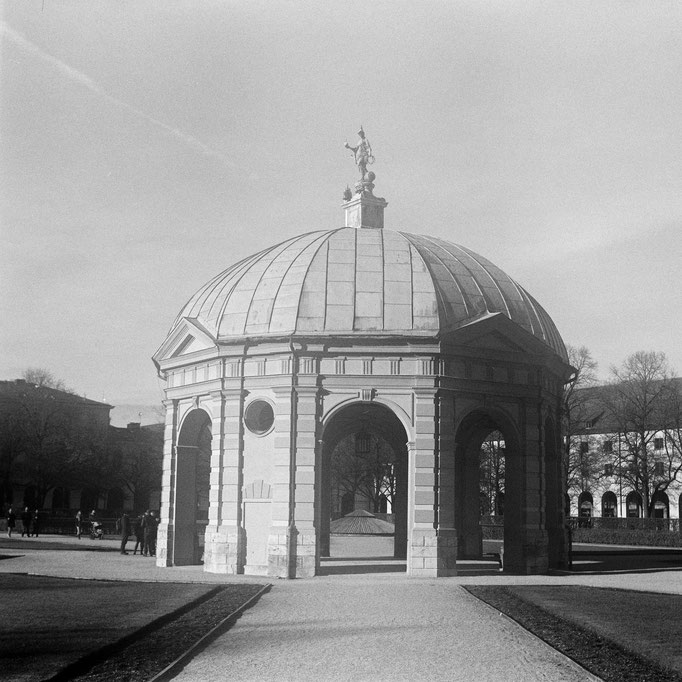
[[1, 21, 234, 168]]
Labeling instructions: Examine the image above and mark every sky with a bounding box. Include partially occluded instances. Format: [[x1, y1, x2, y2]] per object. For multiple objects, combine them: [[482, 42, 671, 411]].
[[1, 0, 681, 415]]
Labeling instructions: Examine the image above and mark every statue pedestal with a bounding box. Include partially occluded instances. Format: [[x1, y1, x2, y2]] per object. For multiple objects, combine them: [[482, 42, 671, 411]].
[[343, 190, 388, 230]]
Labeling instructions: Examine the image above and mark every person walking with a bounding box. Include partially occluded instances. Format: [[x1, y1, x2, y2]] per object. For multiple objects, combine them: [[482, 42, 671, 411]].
[[75, 510, 82, 539], [117, 511, 131, 555], [6, 507, 16, 538], [20, 507, 32, 537], [132, 514, 145, 555], [31, 509, 40, 537]]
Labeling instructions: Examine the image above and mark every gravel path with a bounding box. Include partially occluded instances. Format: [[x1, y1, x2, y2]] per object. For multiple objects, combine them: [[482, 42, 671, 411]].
[[173, 575, 599, 682]]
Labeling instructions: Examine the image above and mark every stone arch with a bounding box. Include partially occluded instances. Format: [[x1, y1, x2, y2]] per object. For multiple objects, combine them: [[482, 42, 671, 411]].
[[602, 491, 618, 518], [318, 401, 409, 563], [578, 491, 593, 520], [322, 396, 414, 443], [173, 408, 212, 566], [452, 406, 523, 568], [626, 491, 643, 518], [652, 490, 669, 519]]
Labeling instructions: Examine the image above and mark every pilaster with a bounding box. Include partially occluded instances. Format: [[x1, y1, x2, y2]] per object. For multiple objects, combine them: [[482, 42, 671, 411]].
[[156, 399, 177, 567]]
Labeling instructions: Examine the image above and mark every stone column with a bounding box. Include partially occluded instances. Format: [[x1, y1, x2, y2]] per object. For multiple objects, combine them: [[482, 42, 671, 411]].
[[203, 388, 245, 574], [435, 390, 458, 572], [268, 385, 294, 577], [408, 388, 457, 577], [504, 400, 548, 574], [289, 384, 319, 577], [156, 399, 177, 567]]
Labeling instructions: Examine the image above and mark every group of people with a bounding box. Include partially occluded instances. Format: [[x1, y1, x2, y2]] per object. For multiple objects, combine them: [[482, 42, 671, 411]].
[[5, 506, 40, 538], [117, 510, 158, 556]]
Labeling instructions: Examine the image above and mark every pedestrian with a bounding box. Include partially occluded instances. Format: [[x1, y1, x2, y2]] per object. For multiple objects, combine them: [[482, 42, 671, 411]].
[[75, 509, 82, 539], [20, 507, 32, 537], [6, 507, 16, 538], [132, 514, 145, 555], [117, 511, 131, 555], [31, 509, 40, 537], [141, 510, 156, 556]]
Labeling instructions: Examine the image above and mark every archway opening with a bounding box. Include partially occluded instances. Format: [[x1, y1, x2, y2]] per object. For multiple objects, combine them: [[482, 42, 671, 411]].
[[319, 402, 408, 572], [174, 409, 212, 566], [602, 491, 618, 518], [626, 491, 643, 519], [652, 491, 669, 519], [578, 491, 594, 519], [453, 409, 522, 570]]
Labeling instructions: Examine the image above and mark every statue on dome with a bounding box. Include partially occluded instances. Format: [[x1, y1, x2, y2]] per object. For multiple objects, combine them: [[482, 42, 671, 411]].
[[345, 127, 374, 180]]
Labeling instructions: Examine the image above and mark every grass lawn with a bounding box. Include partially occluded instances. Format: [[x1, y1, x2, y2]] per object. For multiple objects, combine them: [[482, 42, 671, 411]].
[[466, 585, 682, 682], [0, 574, 264, 682]]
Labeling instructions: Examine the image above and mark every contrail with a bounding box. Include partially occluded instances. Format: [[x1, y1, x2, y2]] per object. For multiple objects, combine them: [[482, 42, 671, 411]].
[[1, 22, 235, 168]]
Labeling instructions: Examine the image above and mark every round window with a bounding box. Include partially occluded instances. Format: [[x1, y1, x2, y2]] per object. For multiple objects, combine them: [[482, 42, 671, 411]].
[[244, 400, 275, 435]]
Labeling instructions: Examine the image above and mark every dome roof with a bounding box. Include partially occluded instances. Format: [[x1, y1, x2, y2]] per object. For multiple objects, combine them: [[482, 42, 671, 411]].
[[175, 228, 566, 359]]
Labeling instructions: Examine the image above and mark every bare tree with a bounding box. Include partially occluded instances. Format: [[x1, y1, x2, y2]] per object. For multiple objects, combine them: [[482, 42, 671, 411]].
[[330, 433, 396, 514], [22, 368, 68, 392], [602, 352, 682, 517], [479, 431, 505, 515], [562, 345, 600, 498]]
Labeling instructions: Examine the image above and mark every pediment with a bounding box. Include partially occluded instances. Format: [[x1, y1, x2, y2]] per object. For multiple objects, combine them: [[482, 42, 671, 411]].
[[445, 312, 556, 358], [152, 317, 217, 366], [464, 330, 527, 354]]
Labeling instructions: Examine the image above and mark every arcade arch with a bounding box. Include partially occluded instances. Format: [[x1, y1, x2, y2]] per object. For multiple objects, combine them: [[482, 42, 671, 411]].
[[172, 408, 212, 566], [319, 402, 409, 562], [451, 408, 522, 567]]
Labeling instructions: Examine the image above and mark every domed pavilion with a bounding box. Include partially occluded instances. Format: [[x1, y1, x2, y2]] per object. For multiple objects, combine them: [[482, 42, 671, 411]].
[[153, 135, 573, 577]]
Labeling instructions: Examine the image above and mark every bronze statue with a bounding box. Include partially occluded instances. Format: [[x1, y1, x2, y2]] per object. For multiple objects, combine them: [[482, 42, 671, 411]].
[[345, 127, 374, 179]]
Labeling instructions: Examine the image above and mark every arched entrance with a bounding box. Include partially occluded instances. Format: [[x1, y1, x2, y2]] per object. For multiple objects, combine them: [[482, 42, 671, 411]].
[[173, 409, 212, 566], [319, 402, 409, 567], [452, 408, 525, 570], [602, 491, 618, 518]]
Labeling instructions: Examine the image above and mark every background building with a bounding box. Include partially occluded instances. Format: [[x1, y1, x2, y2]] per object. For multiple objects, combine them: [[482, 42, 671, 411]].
[[0, 379, 163, 523]]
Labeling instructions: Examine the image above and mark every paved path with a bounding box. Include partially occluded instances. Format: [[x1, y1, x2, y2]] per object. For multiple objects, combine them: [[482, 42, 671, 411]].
[[6, 536, 682, 681], [174, 575, 598, 682]]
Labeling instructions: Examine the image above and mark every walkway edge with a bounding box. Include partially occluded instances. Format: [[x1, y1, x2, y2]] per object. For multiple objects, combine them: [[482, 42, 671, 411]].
[[460, 586, 603, 682], [149, 583, 272, 682]]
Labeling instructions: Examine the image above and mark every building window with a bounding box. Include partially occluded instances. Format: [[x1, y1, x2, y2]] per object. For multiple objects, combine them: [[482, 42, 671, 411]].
[[654, 461, 664, 477], [244, 400, 275, 435], [654, 437, 664, 451], [604, 464, 614, 477], [603, 440, 613, 454], [580, 441, 589, 454]]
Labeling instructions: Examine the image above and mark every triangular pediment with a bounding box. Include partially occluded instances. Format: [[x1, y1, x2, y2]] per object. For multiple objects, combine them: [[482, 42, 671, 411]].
[[464, 330, 527, 353], [445, 312, 555, 358], [171, 334, 213, 357], [152, 317, 217, 366]]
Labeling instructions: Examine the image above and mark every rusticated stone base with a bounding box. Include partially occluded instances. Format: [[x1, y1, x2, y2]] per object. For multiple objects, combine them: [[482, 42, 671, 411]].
[[408, 528, 458, 577], [155, 523, 172, 567], [267, 525, 317, 578], [203, 525, 245, 574]]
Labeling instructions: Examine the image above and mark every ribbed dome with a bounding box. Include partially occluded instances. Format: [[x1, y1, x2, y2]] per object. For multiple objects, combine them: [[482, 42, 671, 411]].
[[175, 228, 566, 359]]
